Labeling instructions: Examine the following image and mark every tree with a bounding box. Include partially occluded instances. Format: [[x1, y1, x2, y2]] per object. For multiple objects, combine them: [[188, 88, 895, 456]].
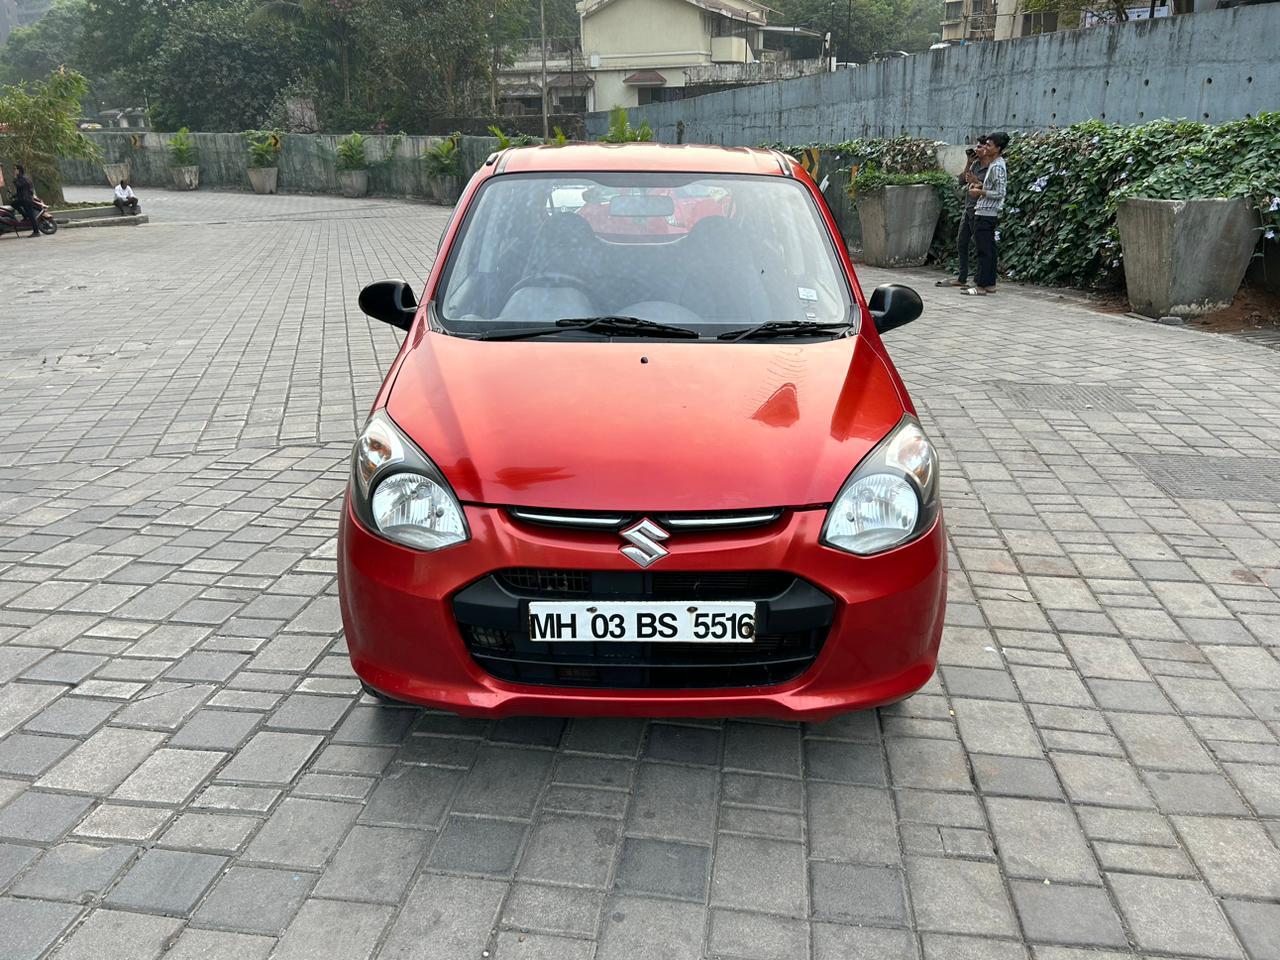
[[252, 0, 357, 107], [0, 68, 102, 203], [148, 0, 307, 130], [0, 0, 87, 86], [773, 0, 941, 63], [76, 0, 201, 103]]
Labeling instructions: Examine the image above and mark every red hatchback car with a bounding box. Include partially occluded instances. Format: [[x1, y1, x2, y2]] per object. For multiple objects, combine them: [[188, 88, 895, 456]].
[[338, 143, 945, 721]]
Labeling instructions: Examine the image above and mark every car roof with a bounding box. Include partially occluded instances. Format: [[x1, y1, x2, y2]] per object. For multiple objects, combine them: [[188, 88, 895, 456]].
[[495, 142, 793, 176]]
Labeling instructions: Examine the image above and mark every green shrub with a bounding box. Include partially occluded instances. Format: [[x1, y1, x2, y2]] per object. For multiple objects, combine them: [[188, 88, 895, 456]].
[[168, 127, 197, 167], [335, 131, 368, 172], [423, 135, 462, 178], [487, 125, 541, 149], [776, 114, 1280, 288], [600, 107, 652, 144], [244, 129, 282, 168]]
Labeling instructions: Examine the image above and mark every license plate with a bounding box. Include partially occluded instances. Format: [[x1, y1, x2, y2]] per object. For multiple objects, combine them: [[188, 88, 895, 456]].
[[527, 601, 756, 643]]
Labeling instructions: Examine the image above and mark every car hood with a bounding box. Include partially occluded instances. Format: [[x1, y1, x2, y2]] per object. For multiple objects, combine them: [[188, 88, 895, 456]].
[[386, 331, 908, 511]]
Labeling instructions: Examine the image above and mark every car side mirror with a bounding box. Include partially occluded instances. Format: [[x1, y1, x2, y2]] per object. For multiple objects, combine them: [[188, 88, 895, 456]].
[[868, 283, 923, 335], [358, 280, 418, 331]]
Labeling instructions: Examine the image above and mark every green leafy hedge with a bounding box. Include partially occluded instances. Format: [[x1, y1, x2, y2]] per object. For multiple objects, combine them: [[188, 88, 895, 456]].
[[773, 114, 1280, 289]]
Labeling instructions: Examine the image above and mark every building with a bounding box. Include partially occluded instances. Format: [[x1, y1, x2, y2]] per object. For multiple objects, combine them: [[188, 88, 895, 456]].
[[497, 37, 593, 117], [575, 0, 826, 111], [938, 0, 1225, 43]]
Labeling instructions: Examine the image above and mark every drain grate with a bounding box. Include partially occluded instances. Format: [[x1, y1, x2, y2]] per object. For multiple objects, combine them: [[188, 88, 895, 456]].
[[1129, 453, 1280, 500], [986, 381, 1141, 412]]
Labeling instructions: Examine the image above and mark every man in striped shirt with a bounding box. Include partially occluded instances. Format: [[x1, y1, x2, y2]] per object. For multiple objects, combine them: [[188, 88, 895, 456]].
[[963, 131, 1009, 295]]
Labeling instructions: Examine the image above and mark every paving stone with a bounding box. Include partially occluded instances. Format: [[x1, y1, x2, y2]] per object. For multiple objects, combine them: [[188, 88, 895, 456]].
[[1109, 872, 1241, 958], [813, 922, 919, 959], [562, 718, 646, 756], [887, 737, 972, 791], [804, 737, 887, 784], [453, 745, 554, 818], [378, 872, 506, 960], [920, 933, 1023, 960], [333, 704, 418, 745], [37, 726, 167, 794], [243, 797, 360, 870], [72, 803, 173, 842], [114, 682, 215, 729], [810, 861, 908, 926], [112, 747, 225, 804], [0, 789, 92, 841], [104, 846, 226, 915], [20, 696, 118, 736], [216, 730, 322, 784], [596, 894, 705, 960], [160, 928, 275, 960], [0, 683, 67, 739], [710, 834, 806, 915], [518, 811, 618, 887], [807, 783, 899, 863], [642, 723, 721, 765], [625, 762, 718, 843], [361, 764, 463, 829], [953, 699, 1043, 758], [1109, 711, 1216, 772], [193, 865, 315, 935], [1050, 752, 1152, 808], [271, 898, 393, 960], [1222, 899, 1280, 960], [708, 907, 808, 960], [971, 755, 1062, 799], [312, 824, 431, 902], [614, 836, 708, 901], [1143, 769, 1249, 815], [0, 732, 77, 777], [0, 896, 80, 959], [500, 882, 604, 937], [168, 708, 262, 750], [0, 840, 40, 887], [906, 855, 1018, 937], [11, 841, 136, 901], [1173, 815, 1280, 899], [1010, 879, 1126, 947], [491, 930, 593, 959], [159, 812, 258, 853], [985, 797, 1098, 883], [723, 721, 801, 776], [428, 815, 528, 876], [266, 694, 352, 732]]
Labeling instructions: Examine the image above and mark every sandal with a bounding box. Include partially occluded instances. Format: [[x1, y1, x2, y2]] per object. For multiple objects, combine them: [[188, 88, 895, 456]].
[[935, 278, 966, 287], [959, 286, 987, 296]]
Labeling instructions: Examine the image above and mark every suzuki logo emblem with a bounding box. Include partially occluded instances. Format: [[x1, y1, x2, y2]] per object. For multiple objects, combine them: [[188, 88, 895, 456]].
[[620, 518, 670, 568]]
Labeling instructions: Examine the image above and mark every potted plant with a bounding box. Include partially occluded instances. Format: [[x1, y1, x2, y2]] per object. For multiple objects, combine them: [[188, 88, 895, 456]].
[[422, 135, 463, 205], [167, 127, 199, 190], [851, 165, 947, 267], [336, 131, 369, 197], [103, 160, 130, 187], [246, 130, 282, 194]]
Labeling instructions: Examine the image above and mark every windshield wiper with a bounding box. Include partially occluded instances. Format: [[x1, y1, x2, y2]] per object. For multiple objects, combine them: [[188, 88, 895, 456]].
[[716, 320, 850, 342], [479, 315, 699, 341]]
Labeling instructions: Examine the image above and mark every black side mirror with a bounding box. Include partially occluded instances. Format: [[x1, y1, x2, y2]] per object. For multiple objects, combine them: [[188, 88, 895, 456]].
[[868, 283, 923, 335], [358, 280, 418, 331]]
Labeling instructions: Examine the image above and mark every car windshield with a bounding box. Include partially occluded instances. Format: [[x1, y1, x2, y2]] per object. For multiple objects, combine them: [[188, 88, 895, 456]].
[[435, 172, 854, 338]]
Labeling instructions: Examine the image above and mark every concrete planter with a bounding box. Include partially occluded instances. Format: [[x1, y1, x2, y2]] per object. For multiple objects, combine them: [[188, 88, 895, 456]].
[[856, 185, 941, 267], [1116, 197, 1261, 316], [338, 169, 369, 197], [170, 165, 200, 191], [103, 162, 130, 187], [248, 166, 279, 195], [429, 176, 462, 205]]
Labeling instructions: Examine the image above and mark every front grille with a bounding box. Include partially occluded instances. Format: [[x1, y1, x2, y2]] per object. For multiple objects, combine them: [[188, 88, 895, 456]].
[[496, 569, 794, 600], [455, 569, 833, 690]]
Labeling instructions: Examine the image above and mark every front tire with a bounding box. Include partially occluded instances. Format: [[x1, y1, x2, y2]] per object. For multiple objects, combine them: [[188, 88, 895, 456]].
[[38, 217, 57, 235]]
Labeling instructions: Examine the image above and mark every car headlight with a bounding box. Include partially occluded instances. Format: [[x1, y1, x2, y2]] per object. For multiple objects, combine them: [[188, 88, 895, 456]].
[[350, 410, 469, 551], [822, 417, 939, 556]]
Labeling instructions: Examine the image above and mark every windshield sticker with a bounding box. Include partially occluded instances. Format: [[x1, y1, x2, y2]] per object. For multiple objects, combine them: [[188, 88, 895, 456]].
[[797, 287, 818, 302]]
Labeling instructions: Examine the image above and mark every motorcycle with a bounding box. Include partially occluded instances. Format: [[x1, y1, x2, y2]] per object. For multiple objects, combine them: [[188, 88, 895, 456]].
[[0, 196, 58, 237]]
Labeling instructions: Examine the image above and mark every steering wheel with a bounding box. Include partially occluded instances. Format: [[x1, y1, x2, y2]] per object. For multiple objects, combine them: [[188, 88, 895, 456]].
[[508, 272, 594, 297]]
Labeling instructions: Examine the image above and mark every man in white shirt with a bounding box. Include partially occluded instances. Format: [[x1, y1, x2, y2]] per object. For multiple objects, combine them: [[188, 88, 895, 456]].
[[113, 180, 140, 215]]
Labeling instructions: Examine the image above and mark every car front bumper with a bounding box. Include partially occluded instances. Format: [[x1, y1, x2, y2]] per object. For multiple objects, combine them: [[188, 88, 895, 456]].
[[338, 501, 946, 721]]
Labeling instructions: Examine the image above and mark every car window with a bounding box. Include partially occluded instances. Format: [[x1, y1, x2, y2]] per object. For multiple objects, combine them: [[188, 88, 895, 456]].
[[435, 172, 853, 336]]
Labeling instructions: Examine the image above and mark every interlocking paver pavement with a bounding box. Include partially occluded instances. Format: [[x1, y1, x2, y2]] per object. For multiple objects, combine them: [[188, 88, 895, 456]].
[[0, 186, 1277, 957]]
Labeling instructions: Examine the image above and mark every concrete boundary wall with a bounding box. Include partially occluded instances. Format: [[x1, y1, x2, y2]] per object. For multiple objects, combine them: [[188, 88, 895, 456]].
[[59, 132, 501, 196], [586, 6, 1280, 146]]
